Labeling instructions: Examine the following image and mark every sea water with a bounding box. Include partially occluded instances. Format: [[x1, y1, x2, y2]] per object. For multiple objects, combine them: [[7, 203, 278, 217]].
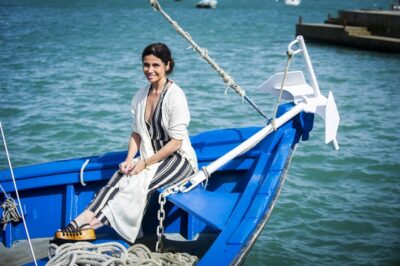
[[0, 0, 399, 265]]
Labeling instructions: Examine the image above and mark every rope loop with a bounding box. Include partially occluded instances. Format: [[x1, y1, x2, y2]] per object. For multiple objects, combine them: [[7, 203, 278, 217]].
[[201, 166, 210, 189], [271, 120, 277, 131], [149, 0, 159, 10], [79, 159, 90, 187], [287, 49, 294, 59], [225, 79, 235, 88], [1, 197, 22, 230], [185, 31, 193, 41], [200, 48, 208, 57]]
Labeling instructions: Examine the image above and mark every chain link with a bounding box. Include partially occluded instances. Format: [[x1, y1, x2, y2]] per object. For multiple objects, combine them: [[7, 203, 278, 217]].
[[155, 193, 165, 252], [155, 188, 176, 253], [154, 176, 196, 252]]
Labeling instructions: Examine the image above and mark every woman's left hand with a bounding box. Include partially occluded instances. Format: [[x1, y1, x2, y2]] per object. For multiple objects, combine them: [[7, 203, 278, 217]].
[[130, 160, 146, 175]]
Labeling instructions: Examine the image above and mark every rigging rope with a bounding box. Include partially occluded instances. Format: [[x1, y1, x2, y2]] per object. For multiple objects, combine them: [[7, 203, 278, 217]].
[[147, 0, 270, 120], [147, 1, 297, 251], [46, 242, 198, 266], [0, 122, 38, 265], [270, 50, 294, 130]]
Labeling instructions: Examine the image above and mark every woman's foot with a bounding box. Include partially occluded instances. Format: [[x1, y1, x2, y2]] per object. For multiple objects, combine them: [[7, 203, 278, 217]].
[[54, 220, 96, 241]]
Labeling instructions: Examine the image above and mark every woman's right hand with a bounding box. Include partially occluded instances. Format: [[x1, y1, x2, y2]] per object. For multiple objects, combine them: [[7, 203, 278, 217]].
[[119, 160, 134, 175]]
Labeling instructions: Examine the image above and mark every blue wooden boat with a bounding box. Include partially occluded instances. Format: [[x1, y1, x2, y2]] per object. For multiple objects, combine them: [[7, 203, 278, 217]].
[[0, 36, 340, 265]]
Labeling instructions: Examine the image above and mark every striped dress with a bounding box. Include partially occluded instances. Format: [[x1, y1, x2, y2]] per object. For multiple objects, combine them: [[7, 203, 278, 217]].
[[87, 83, 194, 226]]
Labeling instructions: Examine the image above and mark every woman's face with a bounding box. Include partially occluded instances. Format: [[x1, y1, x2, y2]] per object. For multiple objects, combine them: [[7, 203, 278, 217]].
[[143, 54, 169, 85]]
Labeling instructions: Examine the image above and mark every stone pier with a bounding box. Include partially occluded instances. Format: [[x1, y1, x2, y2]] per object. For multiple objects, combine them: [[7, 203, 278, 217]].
[[296, 9, 400, 53]]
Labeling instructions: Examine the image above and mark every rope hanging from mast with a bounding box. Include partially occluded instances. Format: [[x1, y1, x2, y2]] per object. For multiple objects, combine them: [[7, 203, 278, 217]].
[[147, 0, 270, 120]]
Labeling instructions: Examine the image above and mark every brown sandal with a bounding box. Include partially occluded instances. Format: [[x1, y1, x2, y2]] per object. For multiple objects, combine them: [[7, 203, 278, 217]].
[[54, 220, 96, 242]]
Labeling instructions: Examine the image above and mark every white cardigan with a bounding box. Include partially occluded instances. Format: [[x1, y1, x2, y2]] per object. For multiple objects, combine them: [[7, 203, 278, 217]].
[[101, 82, 198, 243], [131, 81, 198, 172]]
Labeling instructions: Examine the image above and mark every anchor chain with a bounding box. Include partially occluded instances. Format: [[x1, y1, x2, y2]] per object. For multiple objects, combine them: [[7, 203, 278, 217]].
[[155, 188, 178, 253], [156, 192, 167, 252]]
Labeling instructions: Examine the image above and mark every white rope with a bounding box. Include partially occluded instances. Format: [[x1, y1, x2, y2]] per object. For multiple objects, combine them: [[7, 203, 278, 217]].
[[147, 0, 270, 120], [147, 0, 296, 256], [46, 242, 198, 266], [148, 0, 245, 96], [269, 50, 294, 129], [1, 196, 22, 230], [47, 242, 127, 266], [79, 159, 90, 186], [0, 122, 38, 265], [201, 166, 210, 189], [0, 183, 9, 197]]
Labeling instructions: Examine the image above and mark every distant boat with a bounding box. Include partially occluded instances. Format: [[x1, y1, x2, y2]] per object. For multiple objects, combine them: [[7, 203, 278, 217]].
[[196, 0, 217, 9], [285, 0, 301, 6]]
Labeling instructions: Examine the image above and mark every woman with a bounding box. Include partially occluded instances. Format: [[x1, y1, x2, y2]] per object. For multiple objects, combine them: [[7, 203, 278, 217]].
[[54, 43, 198, 243]]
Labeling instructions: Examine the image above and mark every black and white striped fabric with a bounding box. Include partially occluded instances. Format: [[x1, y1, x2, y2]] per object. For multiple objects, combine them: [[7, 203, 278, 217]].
[[87, 170, 124, 225], [146, 82, 194, 194], [87, 82, 194, 225]]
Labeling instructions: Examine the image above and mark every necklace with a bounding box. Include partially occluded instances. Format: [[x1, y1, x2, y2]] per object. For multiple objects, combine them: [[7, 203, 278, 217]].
[[150, 79, 169, 94]]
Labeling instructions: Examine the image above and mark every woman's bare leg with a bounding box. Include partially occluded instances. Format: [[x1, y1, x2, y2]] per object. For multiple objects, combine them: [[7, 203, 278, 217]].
[[70, 210, 103, 230]]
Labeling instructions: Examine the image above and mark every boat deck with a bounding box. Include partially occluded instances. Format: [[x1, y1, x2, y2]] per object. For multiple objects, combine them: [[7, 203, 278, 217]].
[[0, 233, 216, 265], [0, 238, 50, 266]]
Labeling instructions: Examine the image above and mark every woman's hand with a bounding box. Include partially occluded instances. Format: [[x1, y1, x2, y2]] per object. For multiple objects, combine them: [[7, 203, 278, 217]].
[[130, 160, 146, 175], [119, 160, 135, 175], [119, 160, 146, 175]]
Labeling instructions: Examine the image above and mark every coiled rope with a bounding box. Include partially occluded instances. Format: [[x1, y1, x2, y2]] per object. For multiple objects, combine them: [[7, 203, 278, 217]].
[[147, 0, 269, 120], [0, 186, 22, 230], [47, 242, 198, 266]]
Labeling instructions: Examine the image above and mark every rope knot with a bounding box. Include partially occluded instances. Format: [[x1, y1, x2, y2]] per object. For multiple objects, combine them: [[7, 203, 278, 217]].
[[148, 0, 157, 7], [0, 197, 22, 230], [287, 49, 294, 59], [200, 48, 208, 57], [148, 0, 160, 11], [270, 119, 278, 131]]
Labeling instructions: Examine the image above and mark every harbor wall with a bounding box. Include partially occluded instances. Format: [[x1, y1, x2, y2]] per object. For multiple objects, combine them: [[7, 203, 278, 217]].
[[296, 24, 344, 43], [296, 9, 400, 53], [338, 10, 400, 38], [296, 23, 400, 53]]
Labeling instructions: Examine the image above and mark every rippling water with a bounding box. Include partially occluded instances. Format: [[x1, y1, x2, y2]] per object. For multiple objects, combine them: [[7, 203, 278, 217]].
[[1, 0, 399, 265]]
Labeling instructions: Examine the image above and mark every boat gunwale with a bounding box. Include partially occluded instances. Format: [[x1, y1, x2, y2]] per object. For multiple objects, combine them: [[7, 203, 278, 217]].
[[231, 145, 298, 265]]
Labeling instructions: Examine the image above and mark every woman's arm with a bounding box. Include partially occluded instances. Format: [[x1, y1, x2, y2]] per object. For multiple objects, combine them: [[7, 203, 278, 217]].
[[130, 138, 182, 175], [131, 85, 190, 174], [119, 132, 141, 174], [128, 85, 189, 175]]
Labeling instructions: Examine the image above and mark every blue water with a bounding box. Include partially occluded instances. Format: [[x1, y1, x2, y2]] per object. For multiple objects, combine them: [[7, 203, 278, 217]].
[[1, 0, 399, 265]]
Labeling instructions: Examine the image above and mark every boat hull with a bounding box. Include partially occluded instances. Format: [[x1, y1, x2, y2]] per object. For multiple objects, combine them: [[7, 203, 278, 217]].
[[0, 103, 314, 265]]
